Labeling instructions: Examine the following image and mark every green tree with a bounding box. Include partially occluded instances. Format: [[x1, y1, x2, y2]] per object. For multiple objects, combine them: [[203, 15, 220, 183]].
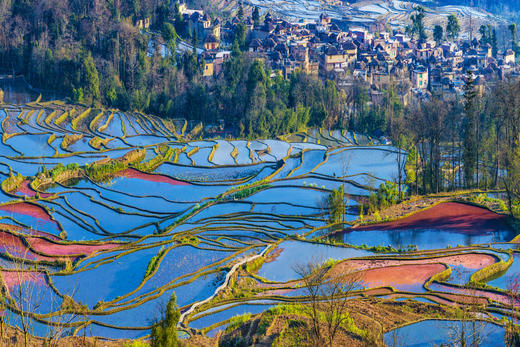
[[234, 23, 247, 50], [509, 23, 517, 51], [328, 185, 345, 225], [72, 88, 84, 103], [252, 6, 260, 27], [173, 3, 185, 35], [150, 293, 180, 347], [463, 71, 478, 188], [433, 25, 443, 44], [489, 25, 498, 56], [237, 2, 244, 21], [81, 53, 100, 103], [162, 23, 177, 42], [411, 6, 426, 42], [479, 25, 488, 45], [446, 14, 460, 41]]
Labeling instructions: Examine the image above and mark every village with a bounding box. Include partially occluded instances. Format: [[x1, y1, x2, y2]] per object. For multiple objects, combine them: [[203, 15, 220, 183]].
[[175, 1, 518, 106]]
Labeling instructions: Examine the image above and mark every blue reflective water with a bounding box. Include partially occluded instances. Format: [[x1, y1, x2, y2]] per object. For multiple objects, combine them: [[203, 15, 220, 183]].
[[384, 320, 505, 347]]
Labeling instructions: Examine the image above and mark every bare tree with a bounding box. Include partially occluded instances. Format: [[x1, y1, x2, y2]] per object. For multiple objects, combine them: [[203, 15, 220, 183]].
[[293, 259, 361, 347], [506, 273, 520, 346], [447, 277, 487, 347], [11, 269, 45, 346]]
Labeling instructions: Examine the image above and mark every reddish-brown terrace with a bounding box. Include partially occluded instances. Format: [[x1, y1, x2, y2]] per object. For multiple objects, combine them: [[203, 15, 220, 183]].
[[353, 202, 511, 233], [116, 168, 190, 186]]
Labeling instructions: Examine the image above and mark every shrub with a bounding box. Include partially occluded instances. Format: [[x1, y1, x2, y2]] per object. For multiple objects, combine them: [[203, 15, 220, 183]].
[[144, 247, 167, 279], [1, 173, 24, 192], [226, 313, 251, 332], [123, 341, 150, 347], [245, 257, 264, 273]]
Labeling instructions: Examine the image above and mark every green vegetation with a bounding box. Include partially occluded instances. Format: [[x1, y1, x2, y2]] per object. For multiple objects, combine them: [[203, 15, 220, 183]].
[[123, 341, 149, 347], [135, 145, 173, 172], [84, 160, 127, 182], [175, 236, 200, 246], [150, 293, 180, 347], [144, 247, 167, 279], [255, 303, 365, 342], [226, 184, 271, 200], [469, 254, 513, 286], [84, 149, 145, 182], [425, 266, 452, 287], [356, 243, 417, 253], [89, 136, 112, 150], [60, 134, 83, 151], [327, 185, 345, 225], [226, 313, 251, 332], [245, 257, 264, 273], [257, 304, 306, 335], [1, 173, 24, 192], [71, 108, 91, 130], [367, 181, 399, 214]]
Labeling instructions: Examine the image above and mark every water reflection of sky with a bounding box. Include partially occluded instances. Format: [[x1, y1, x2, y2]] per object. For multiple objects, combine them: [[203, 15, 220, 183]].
[[384, 320, 505, 347], [487, 253, 520, 290], [343, 228, 516, 250]]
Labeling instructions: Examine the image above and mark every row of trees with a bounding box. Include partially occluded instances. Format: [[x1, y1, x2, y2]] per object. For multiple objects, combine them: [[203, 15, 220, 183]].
[[364, 74, 520, 213]]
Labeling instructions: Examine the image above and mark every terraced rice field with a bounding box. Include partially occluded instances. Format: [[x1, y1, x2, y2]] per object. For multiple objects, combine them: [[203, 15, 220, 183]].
[[248, 0, 503, 34], [0, 101, 517, 343]]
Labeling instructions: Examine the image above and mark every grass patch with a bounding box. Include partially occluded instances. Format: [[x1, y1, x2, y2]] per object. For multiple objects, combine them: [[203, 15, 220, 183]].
[[1, 173, 24, 192], [226, 313, 252, 332], [144, 246, 167, 279]]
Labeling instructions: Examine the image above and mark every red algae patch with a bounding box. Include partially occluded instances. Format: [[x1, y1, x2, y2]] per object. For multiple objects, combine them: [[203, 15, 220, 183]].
[[27, 238, 119, 256], [0, 202, 56, 225], [432, 283, 513, 305], [354, 202, 511, 233], [116, 168, 190, 186], [362, 287, 394, 296], [0, 223, 59, 241], [15, 180, 52, 198], [337, 253, 497, 274], [435, 293, 489, 305], [360, 263, 446, 289], [1, 271, 45, 290]]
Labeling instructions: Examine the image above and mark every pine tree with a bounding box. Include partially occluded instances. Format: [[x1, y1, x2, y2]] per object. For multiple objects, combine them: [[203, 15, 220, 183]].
[[252, 6, 260, 27], [237, 2, 244, 21], [463, 71, 477, 188], [433, 25, 443, 45], [509, 23, 517, 51]]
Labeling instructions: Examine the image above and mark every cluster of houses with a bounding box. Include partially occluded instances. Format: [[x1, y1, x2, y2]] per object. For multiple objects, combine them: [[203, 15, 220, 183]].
[[176, 3, 518, 104]]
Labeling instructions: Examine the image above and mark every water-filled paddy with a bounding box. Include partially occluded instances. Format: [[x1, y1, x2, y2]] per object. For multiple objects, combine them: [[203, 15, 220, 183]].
[[0, 105, 516, 344], [384, 320, 505, 347]]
